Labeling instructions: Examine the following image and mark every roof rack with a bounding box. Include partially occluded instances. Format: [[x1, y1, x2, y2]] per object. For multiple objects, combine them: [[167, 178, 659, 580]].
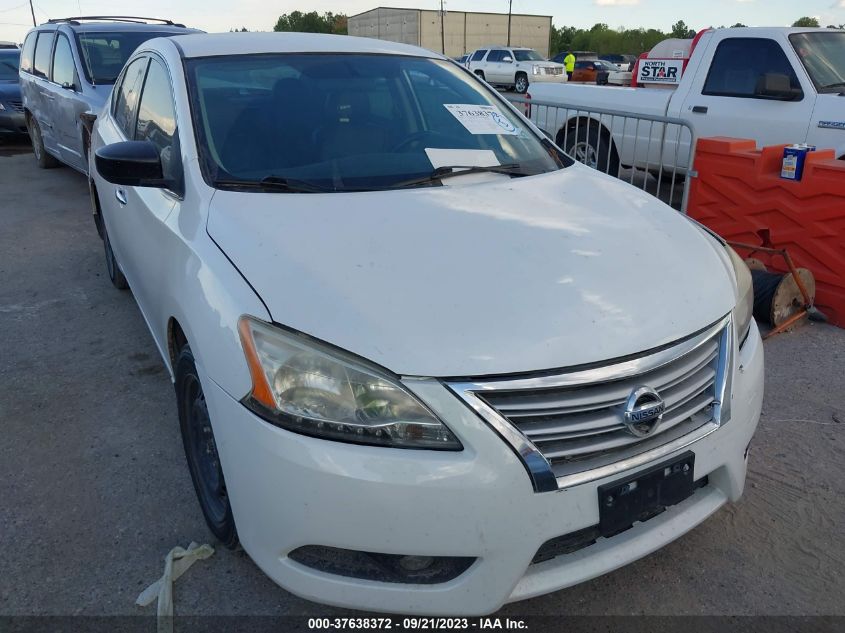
[[46, 16, 186, 27]]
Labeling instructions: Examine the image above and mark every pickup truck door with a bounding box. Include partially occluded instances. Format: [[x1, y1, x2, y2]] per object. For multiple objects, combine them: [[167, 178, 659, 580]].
[[677, 35, 814, 150]]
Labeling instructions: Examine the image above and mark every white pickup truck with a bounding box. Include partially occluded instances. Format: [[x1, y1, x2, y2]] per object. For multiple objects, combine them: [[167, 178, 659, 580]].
[[527, 27, 845, 175]]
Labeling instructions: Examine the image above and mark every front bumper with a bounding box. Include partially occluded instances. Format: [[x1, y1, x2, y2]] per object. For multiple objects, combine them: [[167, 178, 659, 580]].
[[528, 73, 567, 84], [201, 321, 763, 615], [0, 108, 26, 134]]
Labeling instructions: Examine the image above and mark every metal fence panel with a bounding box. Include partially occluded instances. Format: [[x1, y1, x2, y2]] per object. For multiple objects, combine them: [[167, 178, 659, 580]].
[[504, 95, 696, 212]]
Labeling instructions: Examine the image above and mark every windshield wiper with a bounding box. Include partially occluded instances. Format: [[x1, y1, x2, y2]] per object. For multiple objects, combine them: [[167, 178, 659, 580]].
[[213, 176, 327, 193], [819, 81, 845, 93], [392, 163, 528, 189]]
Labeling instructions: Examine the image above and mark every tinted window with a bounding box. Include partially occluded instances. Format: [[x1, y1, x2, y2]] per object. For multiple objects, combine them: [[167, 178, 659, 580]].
[[20, 32, 36, 73], [487, 50, 506, 62], [790, 31, 845, 92], [113, 57, 148, 137], [186, 53, 568, 191], [33, 31, 55, 78], [135, 58, 180, 190], [513, 50, 543, 62], [703, 38, 802, 99], [77, 31, 176, 84], [51, 34, 76, 86], [575, 61, 592, 70], [471, 49, 487, 62], [0, 51, 19, 80]]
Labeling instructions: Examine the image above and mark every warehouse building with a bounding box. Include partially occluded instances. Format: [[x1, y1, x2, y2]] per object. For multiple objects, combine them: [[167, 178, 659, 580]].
[[348, 7, 553, 58]]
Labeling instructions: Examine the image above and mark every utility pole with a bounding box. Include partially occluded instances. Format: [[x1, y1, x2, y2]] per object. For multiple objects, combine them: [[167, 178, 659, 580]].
[[28, 0, 36, 26], [507, 0, 513, 46], [440, 0, 445, 55]]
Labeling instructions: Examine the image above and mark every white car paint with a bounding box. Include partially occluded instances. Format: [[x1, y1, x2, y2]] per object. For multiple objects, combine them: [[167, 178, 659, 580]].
[[466, 46, 566, 92], [89, 32, 763, 615], [529, 27, 845, 170]]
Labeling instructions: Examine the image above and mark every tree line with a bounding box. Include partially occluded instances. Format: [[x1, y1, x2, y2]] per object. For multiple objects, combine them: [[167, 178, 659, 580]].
[[262, 12, 844, 57]]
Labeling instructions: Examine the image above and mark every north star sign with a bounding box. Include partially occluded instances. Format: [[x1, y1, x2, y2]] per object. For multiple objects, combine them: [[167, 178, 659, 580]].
[[637, 59, 684, 85]]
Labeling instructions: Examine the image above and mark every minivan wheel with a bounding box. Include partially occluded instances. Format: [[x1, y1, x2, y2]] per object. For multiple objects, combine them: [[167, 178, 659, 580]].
[[27, 117, 59, 169], [515, 73, 529, 94], [176, 346, 239, 549], [103, 227, 128, 290]]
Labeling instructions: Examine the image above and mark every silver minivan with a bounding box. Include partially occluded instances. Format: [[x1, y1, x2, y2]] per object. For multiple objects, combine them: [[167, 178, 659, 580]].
[[19, 16, 198, 173]]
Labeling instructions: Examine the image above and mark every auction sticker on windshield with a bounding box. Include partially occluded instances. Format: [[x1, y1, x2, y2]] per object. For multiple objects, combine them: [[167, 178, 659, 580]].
[[444, 104, 522, 135]]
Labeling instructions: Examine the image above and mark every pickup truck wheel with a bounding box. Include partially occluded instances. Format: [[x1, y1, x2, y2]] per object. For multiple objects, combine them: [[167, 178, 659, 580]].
[[176, 345, 239, 549], [566, 126, 619, 176], [27, 117, 59, 169], [515, 73, 529, 94]]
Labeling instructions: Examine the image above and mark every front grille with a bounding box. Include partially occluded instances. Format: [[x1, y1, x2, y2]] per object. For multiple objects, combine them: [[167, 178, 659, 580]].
[[446, 316, 731, 491]]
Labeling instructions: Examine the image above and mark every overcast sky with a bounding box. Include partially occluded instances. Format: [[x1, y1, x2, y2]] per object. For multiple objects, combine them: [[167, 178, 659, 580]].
[[2, 0, 844, 44]]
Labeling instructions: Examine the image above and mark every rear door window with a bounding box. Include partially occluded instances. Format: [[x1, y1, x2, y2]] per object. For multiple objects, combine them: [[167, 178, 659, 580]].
[[20, 32, 36, 73], [487, 50, 506, 62], [33, 31, 55, 78], [51, 34, 76, 87], [471, 49, 487, 62], [113, 56, 149, 137]]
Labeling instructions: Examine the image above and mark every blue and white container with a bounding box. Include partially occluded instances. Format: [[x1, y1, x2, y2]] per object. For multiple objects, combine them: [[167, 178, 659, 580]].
[[781, 144, 816, 181]]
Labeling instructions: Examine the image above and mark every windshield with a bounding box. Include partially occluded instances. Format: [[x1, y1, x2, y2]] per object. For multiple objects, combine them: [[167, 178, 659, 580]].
[[513, 50, 543, 62], [790, 31, 845, 92], [76, 31, 176, 84], [0, 52, 19, 80], [186, 53, 568, 193]]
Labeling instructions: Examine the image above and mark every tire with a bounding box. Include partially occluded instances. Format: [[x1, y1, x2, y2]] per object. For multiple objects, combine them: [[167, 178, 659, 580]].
[[176, 345, 239, 549], [27, 116, 59, 169], [474, 70, 485, 81], [514, 73, 529, 94], [102, 226, 128, 290], [564, 124, 620, 176], [89, 181, 104, 239]]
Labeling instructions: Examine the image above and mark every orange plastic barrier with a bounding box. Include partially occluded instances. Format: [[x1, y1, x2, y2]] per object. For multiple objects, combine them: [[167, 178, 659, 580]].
[[687, 137, 845, 328]]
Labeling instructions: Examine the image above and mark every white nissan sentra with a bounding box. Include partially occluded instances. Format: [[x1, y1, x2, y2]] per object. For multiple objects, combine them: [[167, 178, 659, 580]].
[[89, 32, 763, 614]]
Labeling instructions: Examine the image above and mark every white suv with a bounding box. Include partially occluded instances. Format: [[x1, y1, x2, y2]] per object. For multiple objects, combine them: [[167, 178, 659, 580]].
[[467, 46, 566, 93], [89, 32, 762, 616]]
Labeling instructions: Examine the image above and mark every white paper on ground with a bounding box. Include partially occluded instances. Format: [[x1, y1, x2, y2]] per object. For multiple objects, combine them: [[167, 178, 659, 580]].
[[443, 104, 522, 135], [424, 148, 500, 169], [136, 542, 215, 633]]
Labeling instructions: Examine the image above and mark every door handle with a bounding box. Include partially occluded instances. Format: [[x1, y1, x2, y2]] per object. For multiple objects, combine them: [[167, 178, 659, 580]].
[[115, 188, 127, 205], [39, 91, 55, 100], [692, 105, 708, 114]]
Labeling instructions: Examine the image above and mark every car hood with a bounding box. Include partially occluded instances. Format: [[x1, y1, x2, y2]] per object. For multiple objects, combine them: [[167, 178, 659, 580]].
[[207, 166, 735, 377]]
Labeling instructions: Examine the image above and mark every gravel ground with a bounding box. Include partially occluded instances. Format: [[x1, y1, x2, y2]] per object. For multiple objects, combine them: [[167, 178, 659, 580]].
[[1, 138, 843, 618]]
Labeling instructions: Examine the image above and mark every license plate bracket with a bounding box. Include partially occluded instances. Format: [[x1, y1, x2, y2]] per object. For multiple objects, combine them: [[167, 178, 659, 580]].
[[598, 451, 696, 538]]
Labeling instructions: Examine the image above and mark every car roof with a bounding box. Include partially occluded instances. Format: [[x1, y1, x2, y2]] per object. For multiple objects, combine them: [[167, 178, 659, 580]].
[[168, 32, 442, 59]]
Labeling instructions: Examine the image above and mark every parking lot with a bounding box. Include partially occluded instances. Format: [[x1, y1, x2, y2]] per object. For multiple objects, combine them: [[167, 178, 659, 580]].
[[1, 135, 844, 618]]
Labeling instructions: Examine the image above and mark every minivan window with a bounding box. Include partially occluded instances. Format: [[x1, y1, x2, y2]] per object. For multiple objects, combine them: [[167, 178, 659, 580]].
[[113, 57, 149, 138], [703, 38, 802, 99], [77, 31, 175, 84], [20, 33, 35, 73], [790, 31, 845, 92], [33, 31, 55, 78], [186, 53, 568, 192], [51, 34, 76, 87]]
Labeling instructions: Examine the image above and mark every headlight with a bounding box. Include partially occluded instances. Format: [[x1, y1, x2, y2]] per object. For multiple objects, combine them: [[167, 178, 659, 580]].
[[726, 246, 754, 342], [0, 102, 6, 111], [238, 316, 462, 450]]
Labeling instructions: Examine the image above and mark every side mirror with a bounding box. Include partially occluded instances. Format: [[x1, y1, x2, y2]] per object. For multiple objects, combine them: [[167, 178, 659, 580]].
[[502, 56, 513, 63], [95, 140, 168, 188], [61, 82, 77, 92], [756, 73, 803, 101]]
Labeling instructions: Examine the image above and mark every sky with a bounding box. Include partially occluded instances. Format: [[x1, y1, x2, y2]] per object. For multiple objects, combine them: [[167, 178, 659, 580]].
[[2, 0, 845, 44]]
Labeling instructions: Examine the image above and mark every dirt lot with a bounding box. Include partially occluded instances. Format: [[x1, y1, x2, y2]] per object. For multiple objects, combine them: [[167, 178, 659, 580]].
[[1, 137, 843, 618]]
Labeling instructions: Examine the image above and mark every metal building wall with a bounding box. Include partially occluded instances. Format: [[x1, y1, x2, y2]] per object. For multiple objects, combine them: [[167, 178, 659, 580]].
[[348, 9, 552, 58]]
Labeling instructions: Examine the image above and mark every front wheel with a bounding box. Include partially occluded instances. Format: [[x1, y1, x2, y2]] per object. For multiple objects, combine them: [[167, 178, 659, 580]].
[[103, 226, 128, 290], [176, 346, 239, 549], [564, 125, 620, 176], [514, 73, 529, 94]]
